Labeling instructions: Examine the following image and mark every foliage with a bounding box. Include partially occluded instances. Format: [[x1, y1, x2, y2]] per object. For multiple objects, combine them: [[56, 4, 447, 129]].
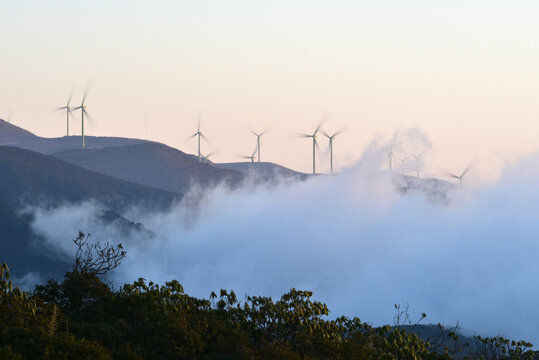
[[1, 260, 536, 359]]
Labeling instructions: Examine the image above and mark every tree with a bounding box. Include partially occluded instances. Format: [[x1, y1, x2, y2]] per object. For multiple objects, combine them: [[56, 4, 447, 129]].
[[72, 231, 126, 276]]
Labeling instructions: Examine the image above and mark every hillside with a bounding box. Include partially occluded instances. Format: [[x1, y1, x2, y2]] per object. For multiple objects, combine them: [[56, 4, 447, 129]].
[[217, 161, 309, 181], [0, 146, 177, 211], [53, 143, 245, 193], [0, 146, 178, 278], [390, 172, 458, 204], [0, 118, 147, 154]]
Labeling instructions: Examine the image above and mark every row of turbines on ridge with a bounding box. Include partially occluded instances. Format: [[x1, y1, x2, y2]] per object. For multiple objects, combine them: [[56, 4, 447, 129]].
[[54, 91, 472, 184]]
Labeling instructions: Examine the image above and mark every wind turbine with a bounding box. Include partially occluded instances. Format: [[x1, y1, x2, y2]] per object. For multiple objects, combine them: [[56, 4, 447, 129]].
[[189, 116, 206, 162], [398, 156, 407, 175], [73, 89, 92, 149], [442, 162, 475, 186], [298, 121, 325, 175], [250, 129, 267, 163], [200, 151, 216, 164], [412, 153, 422, 178], [323, 128, 344, 174], [387, 150, 394, 171], [55, 93, 74, 136], [241, 149, 257, 176]]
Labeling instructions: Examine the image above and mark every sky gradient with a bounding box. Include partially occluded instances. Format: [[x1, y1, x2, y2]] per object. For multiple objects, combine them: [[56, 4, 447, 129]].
[[1, 0, 538, 181]]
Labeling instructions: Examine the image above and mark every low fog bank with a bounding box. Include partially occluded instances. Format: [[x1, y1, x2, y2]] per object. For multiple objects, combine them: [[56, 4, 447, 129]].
[[28, 133, 539, 344]]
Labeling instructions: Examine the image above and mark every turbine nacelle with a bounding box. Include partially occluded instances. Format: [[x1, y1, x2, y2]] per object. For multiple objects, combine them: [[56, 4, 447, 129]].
[[441, 161, 475, 186]]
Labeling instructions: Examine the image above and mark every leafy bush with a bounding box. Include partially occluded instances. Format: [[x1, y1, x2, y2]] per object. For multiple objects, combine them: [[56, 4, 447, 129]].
[[1, 252, 536, 359]]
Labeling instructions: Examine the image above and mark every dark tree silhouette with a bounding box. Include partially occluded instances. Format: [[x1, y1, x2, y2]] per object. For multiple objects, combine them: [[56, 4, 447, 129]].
[[72, 231, 126, 275]]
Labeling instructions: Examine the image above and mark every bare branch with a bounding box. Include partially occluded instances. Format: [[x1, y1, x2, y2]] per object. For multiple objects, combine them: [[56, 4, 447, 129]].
[[72, 231, 127, 275]]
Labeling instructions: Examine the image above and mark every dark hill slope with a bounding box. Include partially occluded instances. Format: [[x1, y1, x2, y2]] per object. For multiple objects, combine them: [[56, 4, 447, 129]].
[[0, 146, 177, 279], [0, 146, 177, 211], [0, 118, 146, 154], [53, 143, 245, 193]]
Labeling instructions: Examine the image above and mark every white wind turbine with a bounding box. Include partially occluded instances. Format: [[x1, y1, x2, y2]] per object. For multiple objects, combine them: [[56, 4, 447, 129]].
[[73, 89, 93, 149], [297, 121, 325, 175], [442, 162, 475, 186], [323, 128, 344, 174], [188, 116, 207, 162], [200, 151, 216, 164], [387, 149, 394, 171], [55, 93, 74, 136], [241, 149, 257, 176], [398, 156, 407, 175], [412, 153, 423, 178], [250, 129, 267, 163]]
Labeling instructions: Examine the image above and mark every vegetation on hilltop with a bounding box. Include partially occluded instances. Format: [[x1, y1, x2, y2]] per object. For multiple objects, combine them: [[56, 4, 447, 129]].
[[0, 233, 535, 359]]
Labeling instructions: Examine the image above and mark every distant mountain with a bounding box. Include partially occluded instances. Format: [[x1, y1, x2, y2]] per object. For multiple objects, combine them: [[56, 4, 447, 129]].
[[0, 146, 177, 211], [216, 161, 309, 181], [0, 118, 147, 154], [53, 143, 245, 193], [392, 173, 457, 204], [0, 146, 176, 279]]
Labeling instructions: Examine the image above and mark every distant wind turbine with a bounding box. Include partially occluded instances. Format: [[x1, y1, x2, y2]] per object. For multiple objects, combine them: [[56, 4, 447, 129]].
[[398, 156, 407, 175], [442, 162, 475, 186], [412, 153, 422, 178], [387, 150, 394, 171], [55, 93, 74, 136], [323, 128, 344, 174], [73, 89, 92, 149], [250, 129, 267, 163], [297, 120, 325, 175], [189, 116, 207, 162], [200, 151, 216, 164], [241, 149, 257, 176]]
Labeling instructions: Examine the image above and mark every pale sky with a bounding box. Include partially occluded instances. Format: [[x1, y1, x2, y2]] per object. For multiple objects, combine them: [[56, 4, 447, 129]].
[[1, 1, 538, 181]]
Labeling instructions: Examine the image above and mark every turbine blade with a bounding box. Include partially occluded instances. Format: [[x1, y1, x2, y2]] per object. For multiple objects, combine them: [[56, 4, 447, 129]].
[[460, 160, 477, 178], [200, 133, 210, 143], [316, 113, 329, 132], [291, 131, 312, 138], [440, 168, 459, 179], [315, 138, 321, 150], [81, 81, 93, 105], [197, 112, 202, 132], [331, 126, 347, 137], [66, 91, 74, 107], [84, 109, 97, 127]]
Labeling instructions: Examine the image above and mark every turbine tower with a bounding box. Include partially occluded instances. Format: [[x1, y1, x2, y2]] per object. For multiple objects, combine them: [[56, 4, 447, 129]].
[[298, 122, 324, 175], [250, 130, 267, 163], [443, 162, 475, 186], [56, 94, 74, 136], [412, 154, 421, 178], [189, 117, 206, 162], [73, 90, 91, 149], [387, 150, 394, 171], [398, 156, 407, 175], [323, 129, 343, 174]]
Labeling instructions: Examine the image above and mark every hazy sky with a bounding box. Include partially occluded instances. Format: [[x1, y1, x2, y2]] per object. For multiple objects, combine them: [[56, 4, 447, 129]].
[[1, 1, 538, 179]]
